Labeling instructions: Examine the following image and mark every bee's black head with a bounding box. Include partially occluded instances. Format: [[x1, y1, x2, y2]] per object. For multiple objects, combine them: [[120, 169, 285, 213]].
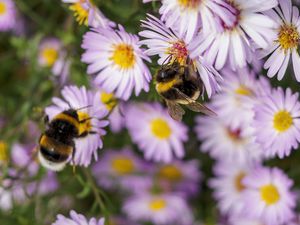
[[156, 63, 181, 82]]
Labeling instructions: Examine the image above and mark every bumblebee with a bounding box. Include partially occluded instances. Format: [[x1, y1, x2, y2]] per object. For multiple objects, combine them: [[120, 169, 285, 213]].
[[155, 59, 216, 121], [38, 108, 93, 171]]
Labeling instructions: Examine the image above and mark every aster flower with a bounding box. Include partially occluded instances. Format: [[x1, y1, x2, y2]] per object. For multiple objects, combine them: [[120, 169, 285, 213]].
[[190, 0, 278, 70], [195, 111, 263, 164], [45, 85, 109, 168], [94, 89, 125, 133], [0, 0, 16, 32], [211, 68, 271, 128], [261, 0, 300, 81], [92, 148, 152, 193], [62, 0, 115, 28], [52, 210, 105, 225], [11, 143, 39, 175], [139, 14, 221, 97], [38, 38, 70, 84], [229, 217, 265, 225], [123, 193, 193, 225], [82, 25, 152, 100], [242, 167, 296, 225], [125, 103, 188, 163], [209, 161, 255, 217], [154, 160, 201, 197], [253, 87, 300, 158], [159, 0, 236, 41]]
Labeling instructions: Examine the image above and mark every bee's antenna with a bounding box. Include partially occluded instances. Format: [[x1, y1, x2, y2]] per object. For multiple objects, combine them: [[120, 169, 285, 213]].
[[76, 105, 93, 111]]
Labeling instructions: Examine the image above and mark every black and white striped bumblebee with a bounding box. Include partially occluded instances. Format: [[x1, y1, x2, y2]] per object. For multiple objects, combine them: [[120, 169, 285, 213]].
[[38, 108, 94, 171], [155, 58, 216, 121]]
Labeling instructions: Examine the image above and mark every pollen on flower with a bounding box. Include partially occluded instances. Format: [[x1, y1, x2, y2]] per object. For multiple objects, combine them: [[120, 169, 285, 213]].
[[111, 157, 135, 175], [260, 184, 280, 205], [234, 172, 246, 192], [78, 111, 93, 135], [0, 141, 8, 163], [277, 24, 300, 52], [100, 92, 117, 111], [42, 47, 58, 67], [110, 44, 135, 69], [69, 2, 89, 26], [0, 2, 6, 15], [226, 127, 242, 142], [273, 110, 293, 132], [149, 199, 167, 211], [151, 118, 171, 139], [178, 0, 201, 9], [168, 40, 188, 65], [235, 85, 253, 96], [158, 165, 182, 182]]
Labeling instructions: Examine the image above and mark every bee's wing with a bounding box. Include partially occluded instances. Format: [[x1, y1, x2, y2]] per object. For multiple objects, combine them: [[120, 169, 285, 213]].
[[166, 100, 185, 121], [171, 87, 217, 116], [185, 101, 217, 116]]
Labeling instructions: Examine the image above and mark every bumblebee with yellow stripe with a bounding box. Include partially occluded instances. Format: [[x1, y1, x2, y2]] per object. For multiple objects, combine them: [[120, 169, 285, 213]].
[[38, 108, 94, 171], [155, 58, 216, 121]]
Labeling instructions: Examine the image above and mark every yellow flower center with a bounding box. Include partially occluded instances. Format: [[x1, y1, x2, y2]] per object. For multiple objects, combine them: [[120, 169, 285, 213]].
[[150, 118, 171, 140], [278, 24, 300, 51], [0, 141, 8, 163], [69, 2, 89, 26], [273, 110, 293, 132], [42, 47, 58, 67], [167, 40, 188, 65], [149, 199, 167, 211], [0, 2, 6, 15], [235, 85, 253, 96], [234, 172, 246, 192], [77, 111, 92, 135], [260, 184, 280, 205], [100, 92, 117, 111], [178, 0, 201, 9], [157, 165, 182, 182], [111, 157, 135, 175], [110, 44, 135, 69]]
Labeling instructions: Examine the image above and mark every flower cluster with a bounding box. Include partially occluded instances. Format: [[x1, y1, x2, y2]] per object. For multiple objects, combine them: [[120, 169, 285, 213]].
[[2, 0, 300, 225]]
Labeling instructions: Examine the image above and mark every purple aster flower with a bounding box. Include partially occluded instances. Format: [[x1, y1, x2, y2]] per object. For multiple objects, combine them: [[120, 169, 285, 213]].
[[0, 0, 16, 32], [62, 0, 115, 28], [253, 87, 300, 158], [229, 217, 265, 225], [125, 103, 188, 163], [27, 172, 59, 196], [45, 85, 109, 169], [154, 160, 202, 198], [0, 169, 27, 211], [190, 0, 278, 70], [38, 38, 70, 85], [81, 25, 152, 100], [52, 210, 105, 225], [159, 0, 236, 42], [139, 14, 222, 97], [210, 67, 271, 128], [195, 110, 264, 164], [123, 193, 193, 225], [11, 143, 39, 175], [261, 0, 300, 81], [242, 167, 296, 225], [92, 148, 152, 193], [209, 161, 256, 217], [94, 89, 125, 133]]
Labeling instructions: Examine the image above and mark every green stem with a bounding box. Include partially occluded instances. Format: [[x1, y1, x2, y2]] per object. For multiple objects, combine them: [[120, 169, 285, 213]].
[[83, 168, 110, 224]]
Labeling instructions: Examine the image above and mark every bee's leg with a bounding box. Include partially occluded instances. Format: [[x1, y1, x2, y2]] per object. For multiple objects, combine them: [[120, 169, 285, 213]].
[[79, 117, 95, 123], [183, 66, 190, 80], [44, 115, 49, 125], [71, 142, 76, 174]]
